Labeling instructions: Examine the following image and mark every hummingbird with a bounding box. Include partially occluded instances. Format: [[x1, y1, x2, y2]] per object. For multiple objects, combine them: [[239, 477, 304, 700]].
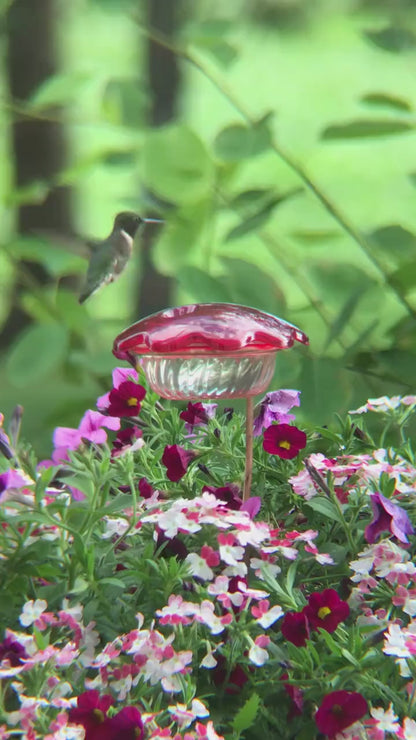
[[78, 212, 162, 304]]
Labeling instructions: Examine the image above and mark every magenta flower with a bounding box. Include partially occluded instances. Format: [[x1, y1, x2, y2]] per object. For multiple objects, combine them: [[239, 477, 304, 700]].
[[107, 381, 146, 418], [68, 690, 113, 739], [138, 477, 155, 499], [365, 492, 414, 544], [303, 588, 349, 633], [180, 401, 217, 430], [108, 706, 143, 740], [263, 424, 307, 459], [96, 367, 139, 411], [203, 484, 243, 510], [280, 610, 310, 647], [315, 690, 368, 736], [0, 635, 27, 666], [52, 410, 120, 463], [254, 389, 301, 436], [161, 444, 196, 482], [111, 426, 143, 457]]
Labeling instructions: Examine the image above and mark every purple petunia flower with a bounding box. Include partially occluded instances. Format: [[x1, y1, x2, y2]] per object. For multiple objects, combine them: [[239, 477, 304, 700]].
[[365, 492, 414, 544], [254, 389, 301, 437]]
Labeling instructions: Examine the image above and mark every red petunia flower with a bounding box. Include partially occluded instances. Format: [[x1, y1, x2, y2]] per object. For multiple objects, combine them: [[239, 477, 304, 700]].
[[108, 381, 146, 418], [280, 610, 310, 647], [263, 423, 307, 460], [108, 706, 143, 740], [304, 588, 349, 634], [202, 484, 243, 510], [180, 401, 217, 429], [138, 477, 155, 499], [111, 426, 143, 457], [315, 690, 368, 736], [161, 444, 196, 482], [68, 690, 113, 739]]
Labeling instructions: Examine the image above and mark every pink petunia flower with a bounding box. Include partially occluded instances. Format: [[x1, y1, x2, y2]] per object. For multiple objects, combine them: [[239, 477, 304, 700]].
[[365, 492, 414, 545], [254, 389, 301, 436], [52, 410, 120, 463]]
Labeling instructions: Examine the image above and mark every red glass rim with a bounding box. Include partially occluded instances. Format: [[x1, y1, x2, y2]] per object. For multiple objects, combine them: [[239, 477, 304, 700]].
[[113, 302, 309, 360]]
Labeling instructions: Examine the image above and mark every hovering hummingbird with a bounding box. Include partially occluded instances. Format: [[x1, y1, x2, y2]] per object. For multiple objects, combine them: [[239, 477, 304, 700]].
[[78, 212, 162, 304]]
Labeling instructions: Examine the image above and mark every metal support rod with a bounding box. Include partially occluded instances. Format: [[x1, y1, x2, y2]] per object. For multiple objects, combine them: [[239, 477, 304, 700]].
[[243, 396, 254, 502]]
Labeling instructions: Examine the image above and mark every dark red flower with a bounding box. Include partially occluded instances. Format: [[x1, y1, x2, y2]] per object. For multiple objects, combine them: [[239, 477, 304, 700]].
[[180, 401, 217, 429], [282, 674, 304, 719], [0, 635, 27, 666], [213, 654, 250, 694], [111, 426, 142, 455], [108, 382, 146, 418], [263, 423, 307, 459], [156, 529, 188, 560], [138, 477, 155, 499], [202, 484, 242, 510], [315, 690, 368, 736], [68, 690, 113, 739], [108, 706, 143, 740], [161, 444, 195, 482], [304, 589, 349, 633], [280, 610, 310, 647]]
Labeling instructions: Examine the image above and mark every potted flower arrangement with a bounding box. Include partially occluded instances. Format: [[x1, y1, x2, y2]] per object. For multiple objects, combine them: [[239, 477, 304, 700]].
[[0, 304, 415, 740]]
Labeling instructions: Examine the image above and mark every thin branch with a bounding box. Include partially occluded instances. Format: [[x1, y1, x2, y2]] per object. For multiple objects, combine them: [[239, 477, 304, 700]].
[[137, 22, 416, 320]]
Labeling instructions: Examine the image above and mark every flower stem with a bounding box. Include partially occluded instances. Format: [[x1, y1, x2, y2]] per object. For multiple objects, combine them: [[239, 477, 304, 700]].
[[243, 397, 254, 502]]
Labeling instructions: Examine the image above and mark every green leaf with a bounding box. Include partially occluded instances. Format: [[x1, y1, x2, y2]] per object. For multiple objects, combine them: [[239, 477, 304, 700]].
[[29, 72, 91, 109], [153, 201, 209, 274], [232, 693, 260, 735], [8, 237, 85, 277], [321, 119, 414, 140], [176, 267, 231, 303], [364, 27, 416, 54], [290, 229, 341, 244], [6, 324, 69, 388], [221, 258, 284, 315], [369, 225, 416, 259], [360, 92, 412, 112], [99, 577, 126, 589], [6, 181, 49, 206], [214, 117, 272, 161], [304, 496, 343, 524], [324, 288, 366, 350], [230, 188, 276, 214], [142, 125, 213, 205], [225, 189, 302, 241], [101, 78, 146, 126], [389, 260, 416, 294]]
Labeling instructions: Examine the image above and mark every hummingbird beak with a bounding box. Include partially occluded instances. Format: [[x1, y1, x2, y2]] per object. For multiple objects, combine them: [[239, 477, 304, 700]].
[[143, 218, 163, 224]]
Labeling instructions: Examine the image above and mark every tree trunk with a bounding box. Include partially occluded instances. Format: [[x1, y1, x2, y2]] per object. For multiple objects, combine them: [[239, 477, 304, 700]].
[[137, 0, 181, 319], [2, 0, 72, 347]]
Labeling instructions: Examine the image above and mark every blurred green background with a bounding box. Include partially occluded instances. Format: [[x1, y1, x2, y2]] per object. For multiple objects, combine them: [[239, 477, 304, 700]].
[[1, 0, 416, 455]]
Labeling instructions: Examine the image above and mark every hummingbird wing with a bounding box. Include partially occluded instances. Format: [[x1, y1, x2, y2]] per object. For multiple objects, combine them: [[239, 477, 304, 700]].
[[78, 231, 133, 304]]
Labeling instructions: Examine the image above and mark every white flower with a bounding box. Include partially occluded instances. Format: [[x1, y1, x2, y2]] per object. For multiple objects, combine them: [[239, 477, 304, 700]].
[[370, 703, 400, 731], [248, 642, 269, 666], [402, 717, 416, 739], [19, 599, 47, 627], [256, 605, 283, 629], [185, 553, 214, 581]]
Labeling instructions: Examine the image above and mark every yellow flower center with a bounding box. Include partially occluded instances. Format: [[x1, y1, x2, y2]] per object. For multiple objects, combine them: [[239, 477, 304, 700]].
[[279, 440, 291, 450], [92, 708, 105, 723], [127, 397, 138, 407], [317, 606, 331, 619]]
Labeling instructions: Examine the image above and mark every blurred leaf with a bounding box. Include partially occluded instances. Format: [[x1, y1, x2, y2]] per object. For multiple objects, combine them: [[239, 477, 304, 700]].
[[324, 288, 366, 350], [101, 78, 146, 126], [185, 21, 238, 67], [230, 188, 275, 213], [101, 150, 137, 167], [360, 92, 412, 112], [232, 693, 260, 735], [6, 181, 49, 206], [299, 357, 353, 421], [214, 116, 273, 161], [321, 119, 414, 140], [363, 27, 416, 53], [7, 324, 69, 388], [225, 189, 302, 241], [221, 258, 284, 314], [55, 290, 89, 335], [368, 225, 416, 259], [290, 229, 341, 244], [142, 125, 213, 205], [29, 72, 91, 110], [7, 238, 85, 277], [153, 201, 209, 274], [306, 263, 376, 302], [176, 267, 231, 303], [389, 260, 416, 293]]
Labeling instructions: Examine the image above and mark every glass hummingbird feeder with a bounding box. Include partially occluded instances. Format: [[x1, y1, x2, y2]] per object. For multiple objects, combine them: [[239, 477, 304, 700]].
[[113, 303, 309, 501]]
